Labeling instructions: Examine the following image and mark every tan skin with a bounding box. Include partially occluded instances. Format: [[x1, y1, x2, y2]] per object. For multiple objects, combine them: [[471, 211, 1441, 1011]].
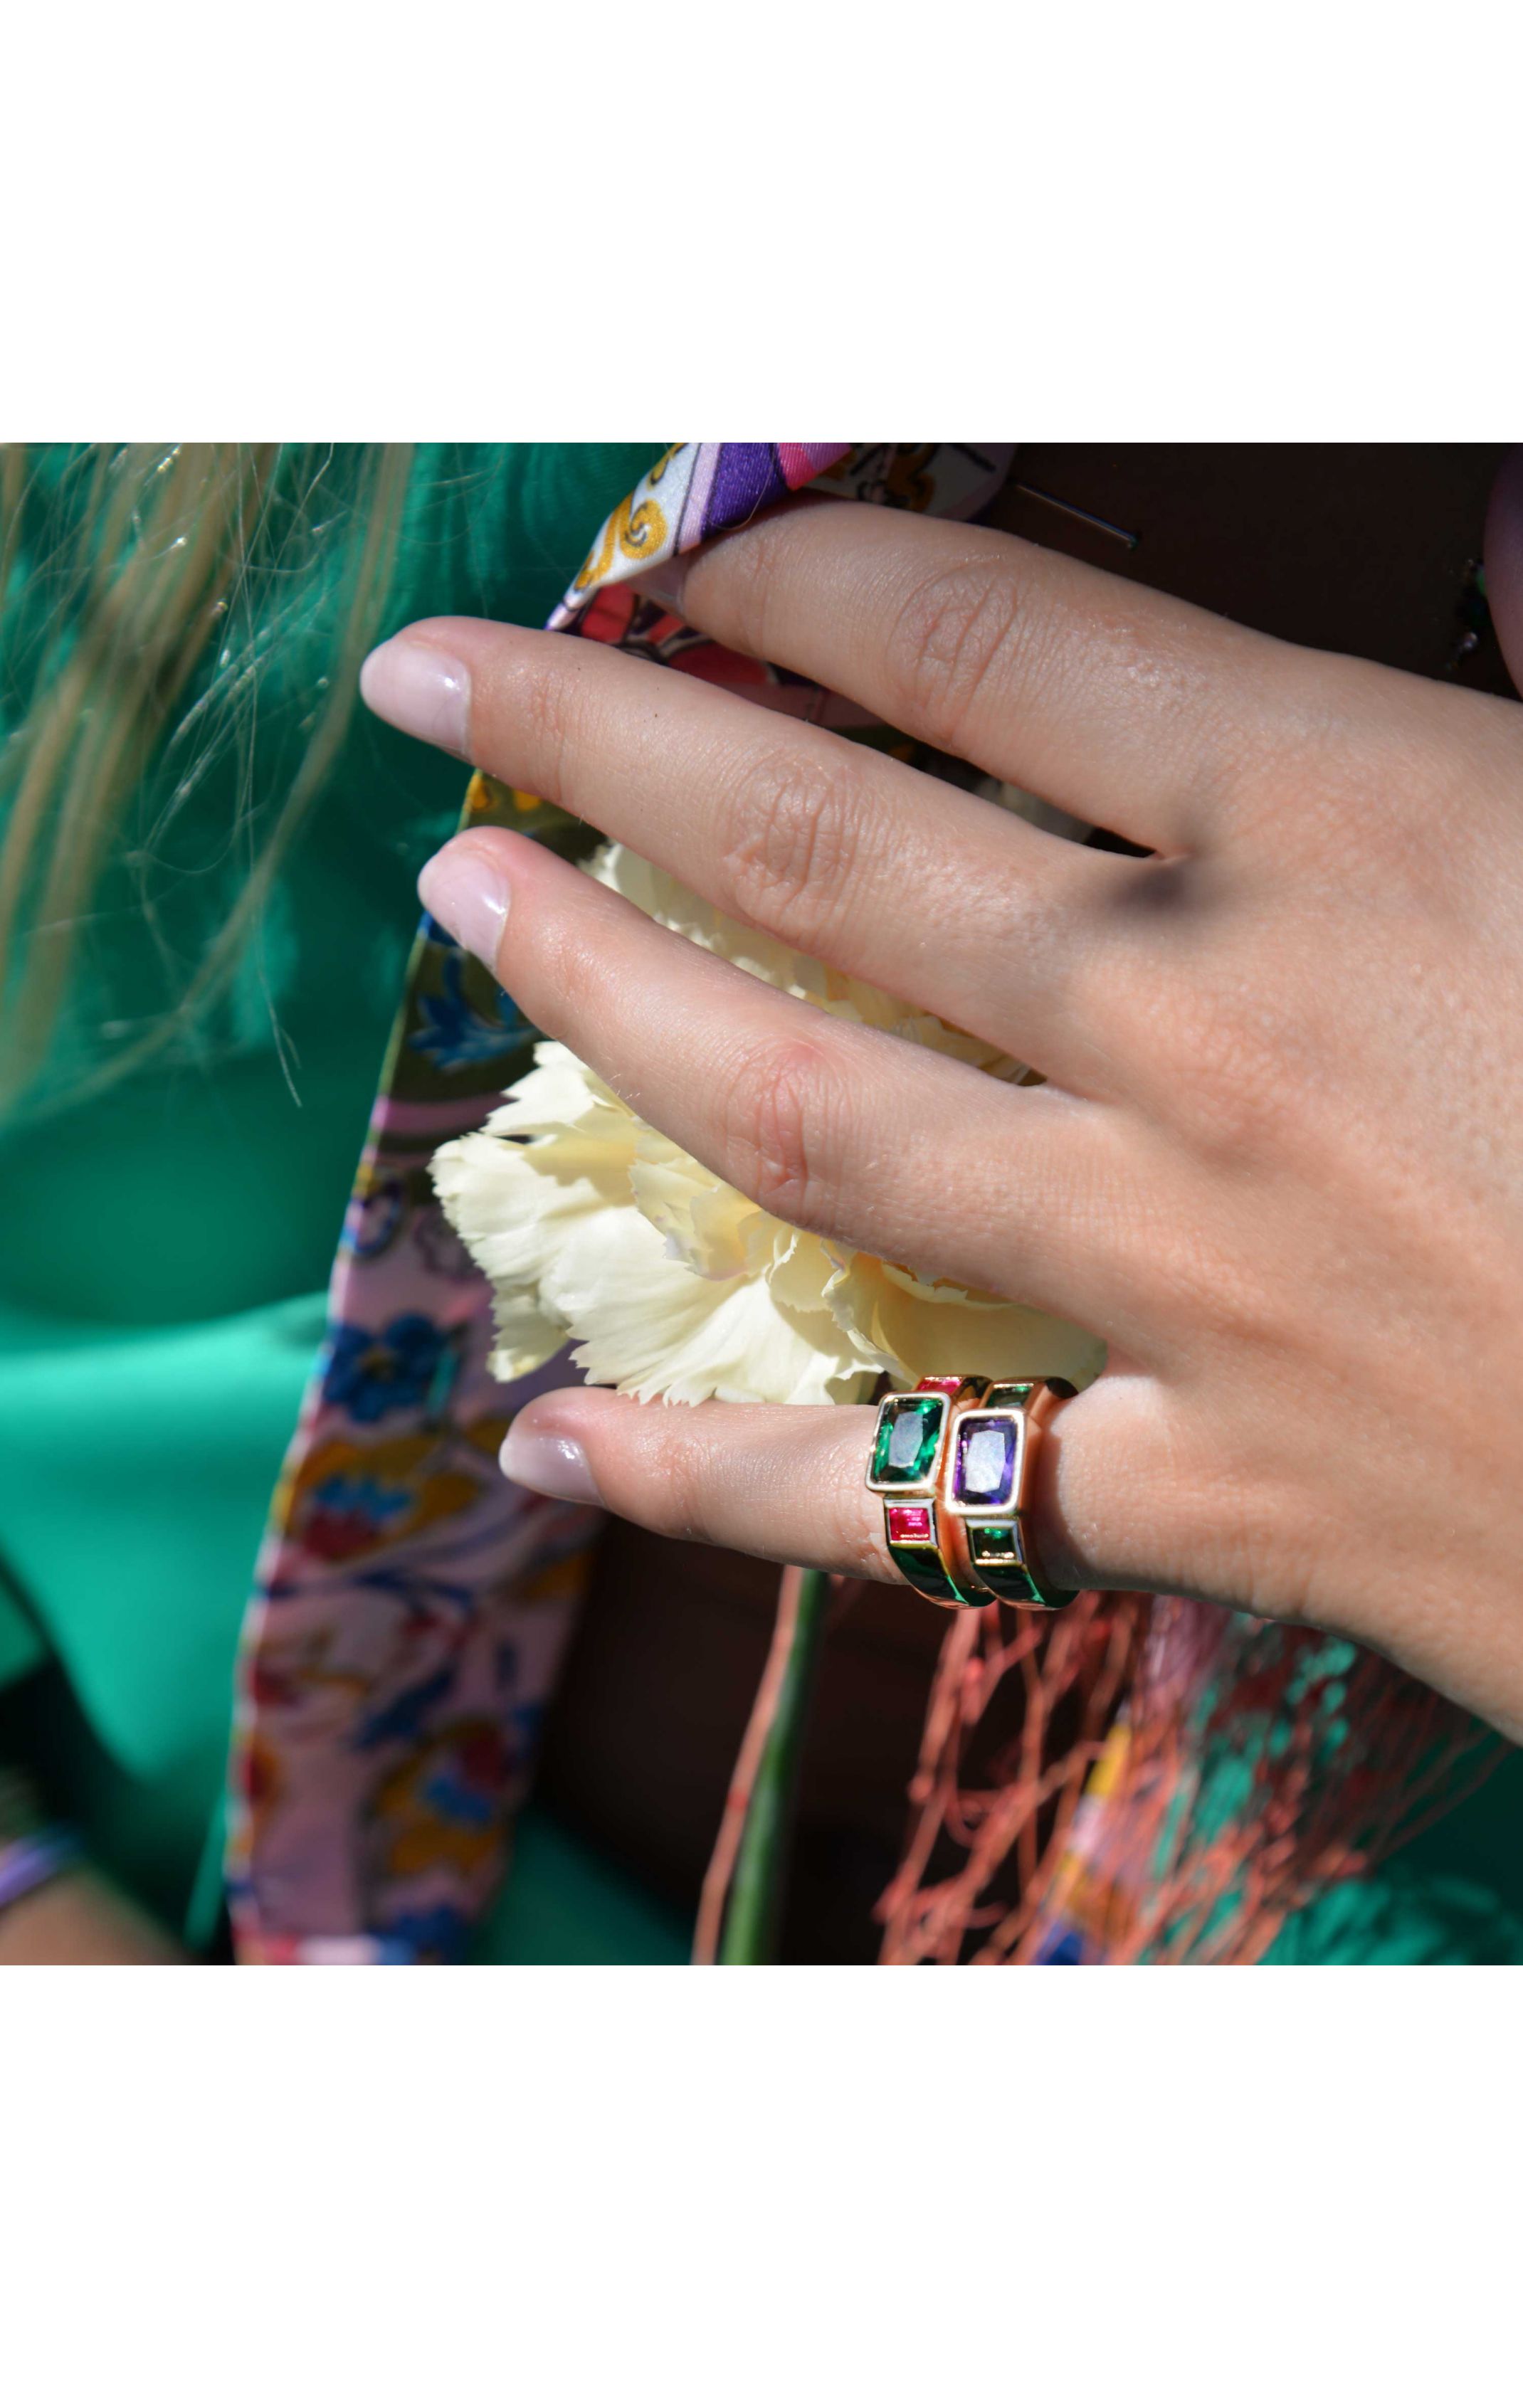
[[11, 450, 1523, 1958], [0, 1868, 184, 1965], [356, 486, 1523, 1748]]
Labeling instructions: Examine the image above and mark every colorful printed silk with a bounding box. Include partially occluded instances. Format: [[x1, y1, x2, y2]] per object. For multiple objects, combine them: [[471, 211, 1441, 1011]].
[[225, 443, 1016, 1960]]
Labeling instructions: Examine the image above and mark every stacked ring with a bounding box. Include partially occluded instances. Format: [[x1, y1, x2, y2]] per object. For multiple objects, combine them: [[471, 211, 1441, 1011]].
[[866, 1375, 1078, 1612]]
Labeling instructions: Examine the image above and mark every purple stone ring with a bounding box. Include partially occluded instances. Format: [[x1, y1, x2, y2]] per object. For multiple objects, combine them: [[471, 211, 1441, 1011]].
[[867, 1375, 1078, 1612]]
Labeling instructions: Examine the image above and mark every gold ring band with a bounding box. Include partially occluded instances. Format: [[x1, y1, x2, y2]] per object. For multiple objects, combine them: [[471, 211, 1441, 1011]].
[[866, 1375, 1077, 1612]]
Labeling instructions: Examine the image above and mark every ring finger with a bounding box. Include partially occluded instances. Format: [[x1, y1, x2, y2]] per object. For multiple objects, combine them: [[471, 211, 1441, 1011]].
[[497, 1375, 1182, 1600]]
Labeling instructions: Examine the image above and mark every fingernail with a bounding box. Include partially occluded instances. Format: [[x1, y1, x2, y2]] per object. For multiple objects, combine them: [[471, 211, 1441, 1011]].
[[418, 837, 511, 966], [360, 635, 471, 756], [500, 1422, 602, 1505], [631, 556, 689, 613]]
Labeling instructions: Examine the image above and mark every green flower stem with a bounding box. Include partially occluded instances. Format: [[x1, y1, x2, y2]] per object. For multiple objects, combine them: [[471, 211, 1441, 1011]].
[[718, 1565, 833, 1965]]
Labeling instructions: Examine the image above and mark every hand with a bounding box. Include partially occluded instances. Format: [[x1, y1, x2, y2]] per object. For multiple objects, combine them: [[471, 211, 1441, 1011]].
[[363, 497, 1523, 1741], [0, 1866, 186, 1963]]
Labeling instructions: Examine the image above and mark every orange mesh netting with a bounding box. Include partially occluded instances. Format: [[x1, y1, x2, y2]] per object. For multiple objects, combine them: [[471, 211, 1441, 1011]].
[[877, 1593, 1504, 1965]]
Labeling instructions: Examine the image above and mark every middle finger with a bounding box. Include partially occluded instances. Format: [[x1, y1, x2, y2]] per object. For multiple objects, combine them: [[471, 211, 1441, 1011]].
[[418, 823, 1174, 1354]]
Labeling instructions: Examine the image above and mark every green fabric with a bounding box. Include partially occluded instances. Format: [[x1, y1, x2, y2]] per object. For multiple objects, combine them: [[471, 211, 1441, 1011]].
[[475, 1812, 690, 1967], [1, 439, 1519, 1965], [0, 441, 689, 1962]]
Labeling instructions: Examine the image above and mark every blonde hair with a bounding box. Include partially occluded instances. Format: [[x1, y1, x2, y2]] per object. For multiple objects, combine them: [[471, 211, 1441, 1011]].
[[0, 442, 415, 1117]]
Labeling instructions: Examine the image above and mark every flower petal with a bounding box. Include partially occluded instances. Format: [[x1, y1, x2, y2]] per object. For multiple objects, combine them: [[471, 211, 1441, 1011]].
[[432, 841, 1104, 1408]]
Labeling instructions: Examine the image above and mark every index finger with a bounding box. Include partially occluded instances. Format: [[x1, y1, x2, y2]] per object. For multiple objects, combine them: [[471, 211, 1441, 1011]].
[[635, 498, 1342, 850]]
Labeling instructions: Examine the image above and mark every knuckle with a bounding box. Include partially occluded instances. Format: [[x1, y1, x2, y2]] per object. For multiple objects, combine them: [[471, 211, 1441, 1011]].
[[718, 748, 866, 954], [659, 1421, 720, 1545], [531, 904, 611, 1022], [617, 1407, 716, 1546], [512, 647, 585, 791], [720, 1034, 840, 1227], [884, 556, 1036, 753], [729, 518, 790, 658], [697, 512, 796, 662], [1159, 983, 1297, 1157]]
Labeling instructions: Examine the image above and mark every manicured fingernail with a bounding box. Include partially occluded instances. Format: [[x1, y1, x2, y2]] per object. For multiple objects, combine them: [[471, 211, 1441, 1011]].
[[418, 837, 511, 966], [500, 1422, 602, 1504], [360, 635, 471, 756], [631, 556, 689, 612]]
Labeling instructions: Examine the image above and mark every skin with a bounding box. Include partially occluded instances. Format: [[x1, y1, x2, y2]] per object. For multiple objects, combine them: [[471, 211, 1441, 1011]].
[[0, 1869, 184, 1965], [358, 490, 1523, 1747]]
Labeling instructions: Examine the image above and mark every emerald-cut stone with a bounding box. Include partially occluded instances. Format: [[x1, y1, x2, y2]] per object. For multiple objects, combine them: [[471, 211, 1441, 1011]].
[[969, 1521, 1025, 1570], [954, 1413, 1018, 1509], [886, 1501, 934, 1544], [984, 1383, 1034, 1410], [871, 1393, 945, 1486]]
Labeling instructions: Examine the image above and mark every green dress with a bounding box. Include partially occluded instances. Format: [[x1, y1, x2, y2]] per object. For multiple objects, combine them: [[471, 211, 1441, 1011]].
[[1, 440, 1519, 1963]]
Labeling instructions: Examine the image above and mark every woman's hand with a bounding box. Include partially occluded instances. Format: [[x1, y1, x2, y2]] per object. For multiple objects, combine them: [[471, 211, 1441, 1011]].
[[362, 498, 1523, 1741]]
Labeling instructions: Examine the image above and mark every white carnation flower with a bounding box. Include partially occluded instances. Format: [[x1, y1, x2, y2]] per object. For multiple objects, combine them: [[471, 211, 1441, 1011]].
[[431, 843, 1104, 1407]]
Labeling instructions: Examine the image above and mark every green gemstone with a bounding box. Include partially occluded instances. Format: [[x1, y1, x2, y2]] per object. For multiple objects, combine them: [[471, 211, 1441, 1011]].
[[984, 1383, 1034, 1410], [968, 1522, 1044, 1603], [886, 1540, 964, 1603], [969, 1522, 1024, 1568], [871, 1394, 944, 1486]]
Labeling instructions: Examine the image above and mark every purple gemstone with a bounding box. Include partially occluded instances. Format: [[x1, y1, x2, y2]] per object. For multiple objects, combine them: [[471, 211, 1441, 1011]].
[[954, 1415, 1016, 1508]]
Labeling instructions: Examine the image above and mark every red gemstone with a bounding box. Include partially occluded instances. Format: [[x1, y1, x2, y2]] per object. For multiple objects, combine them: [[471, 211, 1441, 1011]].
[[887, 1503, 933, 1544], [915, 1376, 966, 1398]]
